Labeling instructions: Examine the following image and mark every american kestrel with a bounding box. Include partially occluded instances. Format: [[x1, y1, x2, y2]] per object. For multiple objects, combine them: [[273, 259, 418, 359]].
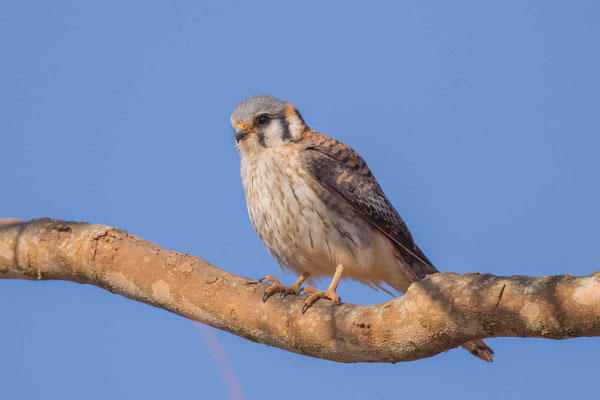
[[231, 94, 494, 361]]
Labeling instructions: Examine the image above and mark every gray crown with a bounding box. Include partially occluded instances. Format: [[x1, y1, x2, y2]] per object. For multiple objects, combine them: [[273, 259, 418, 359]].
[[231, 94, 288, 123]]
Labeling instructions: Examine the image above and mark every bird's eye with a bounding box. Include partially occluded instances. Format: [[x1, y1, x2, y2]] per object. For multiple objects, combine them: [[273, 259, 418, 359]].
[[257, 115, 271, 126]]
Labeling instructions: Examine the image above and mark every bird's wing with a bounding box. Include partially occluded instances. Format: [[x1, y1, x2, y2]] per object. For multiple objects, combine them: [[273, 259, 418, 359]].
[[298, 131, 435, 270]]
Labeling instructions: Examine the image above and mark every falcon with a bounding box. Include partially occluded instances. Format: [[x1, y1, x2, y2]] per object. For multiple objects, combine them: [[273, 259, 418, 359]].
[[231, 94, 494, 361]]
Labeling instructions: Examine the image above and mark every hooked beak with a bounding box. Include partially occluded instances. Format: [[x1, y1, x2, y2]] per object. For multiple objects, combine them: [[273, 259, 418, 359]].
[[234, 123, 250, 143], [235, 127, 250, 142]]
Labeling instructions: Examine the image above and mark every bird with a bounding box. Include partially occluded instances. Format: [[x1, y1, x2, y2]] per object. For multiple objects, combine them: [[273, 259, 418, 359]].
[[231, 94, 494, 362]]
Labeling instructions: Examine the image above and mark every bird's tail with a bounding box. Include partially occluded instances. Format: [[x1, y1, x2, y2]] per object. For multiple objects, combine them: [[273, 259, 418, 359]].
[[460, 339, 494, 362], [389, 256, 495, 362]]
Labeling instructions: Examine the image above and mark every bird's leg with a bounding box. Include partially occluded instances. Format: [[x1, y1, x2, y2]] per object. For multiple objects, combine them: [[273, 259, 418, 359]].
[[259, 274, 308, 303], [302, 264, 344, 314], [280, 274, 309, 298]]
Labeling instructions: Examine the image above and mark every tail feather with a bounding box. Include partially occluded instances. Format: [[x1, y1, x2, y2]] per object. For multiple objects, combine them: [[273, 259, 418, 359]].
[[388, 258, 495, 362], [461, 339, 494, 362]]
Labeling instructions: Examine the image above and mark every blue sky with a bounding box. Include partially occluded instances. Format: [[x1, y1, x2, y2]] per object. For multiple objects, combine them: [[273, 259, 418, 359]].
[[2, 1, 599, 399]]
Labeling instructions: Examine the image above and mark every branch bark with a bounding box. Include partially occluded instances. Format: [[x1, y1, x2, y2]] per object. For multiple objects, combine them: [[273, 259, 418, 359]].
[[1, 218, 599, 362]]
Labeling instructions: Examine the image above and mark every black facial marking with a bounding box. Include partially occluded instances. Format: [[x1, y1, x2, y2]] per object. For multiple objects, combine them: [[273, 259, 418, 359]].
[[257, 132, 266, 147], [281, 119, 291, 141]]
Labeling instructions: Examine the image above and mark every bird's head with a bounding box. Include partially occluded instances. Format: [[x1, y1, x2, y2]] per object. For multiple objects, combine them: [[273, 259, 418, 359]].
[[231, 95, 306, 153]]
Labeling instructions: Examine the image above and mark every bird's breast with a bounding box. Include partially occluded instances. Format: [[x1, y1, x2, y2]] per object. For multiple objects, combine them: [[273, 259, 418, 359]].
[[240, 147, 329, 274], [239, 146, 410, 290]]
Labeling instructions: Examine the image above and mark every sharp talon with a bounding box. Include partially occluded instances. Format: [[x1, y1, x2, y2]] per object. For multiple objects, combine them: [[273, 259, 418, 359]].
[[262, 291, 268, 303], [258, 276, 266, 283], [302, 304, 308, 314], [280, 289, 286, 298]]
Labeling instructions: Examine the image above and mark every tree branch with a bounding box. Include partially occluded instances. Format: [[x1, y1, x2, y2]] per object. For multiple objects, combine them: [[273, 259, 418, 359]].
[[1, 218, 599, 362]]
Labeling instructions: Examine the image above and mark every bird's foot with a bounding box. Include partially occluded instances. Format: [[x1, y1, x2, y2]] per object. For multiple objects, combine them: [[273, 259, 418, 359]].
[[258, 275, 303, 302], [302, 286, 341, 314]]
